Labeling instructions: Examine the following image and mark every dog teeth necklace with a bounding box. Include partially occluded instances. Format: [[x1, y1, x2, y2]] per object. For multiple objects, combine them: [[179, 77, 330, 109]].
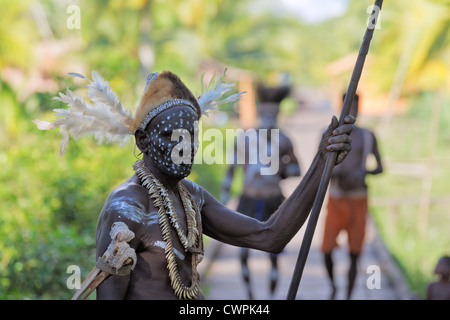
[[133, 160, 203, 299]]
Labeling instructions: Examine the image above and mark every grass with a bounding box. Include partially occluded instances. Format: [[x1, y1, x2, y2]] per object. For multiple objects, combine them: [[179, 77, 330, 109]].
[[362, 91, 450, 298]]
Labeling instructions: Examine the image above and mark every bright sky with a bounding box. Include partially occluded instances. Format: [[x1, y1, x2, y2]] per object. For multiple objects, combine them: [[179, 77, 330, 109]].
[[282, 0, 350, 23], [255, 0, 350, 24]]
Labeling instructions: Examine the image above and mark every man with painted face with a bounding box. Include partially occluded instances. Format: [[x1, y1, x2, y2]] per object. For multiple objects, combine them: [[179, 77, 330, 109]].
[[35, 70, 355, 300]]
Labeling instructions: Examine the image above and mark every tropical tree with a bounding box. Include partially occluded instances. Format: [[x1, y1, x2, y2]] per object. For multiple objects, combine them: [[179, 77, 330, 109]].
[[367, 0, 450, 94]]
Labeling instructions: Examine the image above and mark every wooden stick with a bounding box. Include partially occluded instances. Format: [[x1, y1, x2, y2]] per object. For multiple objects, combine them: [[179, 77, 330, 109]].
[[286, 0, 384, 300], [71, 267, 102, 300], [71, 251, 112, 300]]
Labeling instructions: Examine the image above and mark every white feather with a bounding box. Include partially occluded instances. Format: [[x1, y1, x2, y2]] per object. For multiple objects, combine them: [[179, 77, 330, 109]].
[[85, 71, 131, 119], [32, 120, 53, 130], [34, 71, 133, 156], [197, 69, 245, 115]]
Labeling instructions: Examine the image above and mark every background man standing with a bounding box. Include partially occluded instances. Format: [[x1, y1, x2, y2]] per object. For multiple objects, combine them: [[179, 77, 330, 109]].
[[321, 93, 383, 300], [221, 82, 301, 299]]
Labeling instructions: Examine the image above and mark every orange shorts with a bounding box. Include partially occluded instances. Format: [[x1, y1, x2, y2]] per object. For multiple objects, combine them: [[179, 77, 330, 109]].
[[321, 195, 368, 255]]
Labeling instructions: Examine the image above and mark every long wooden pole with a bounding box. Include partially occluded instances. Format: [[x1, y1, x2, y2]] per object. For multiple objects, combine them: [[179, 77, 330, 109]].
[[286, 0, 384, 300]]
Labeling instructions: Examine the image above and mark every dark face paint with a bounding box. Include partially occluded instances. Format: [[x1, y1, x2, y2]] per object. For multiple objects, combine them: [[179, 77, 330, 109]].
[[146, 105, 199, 179]]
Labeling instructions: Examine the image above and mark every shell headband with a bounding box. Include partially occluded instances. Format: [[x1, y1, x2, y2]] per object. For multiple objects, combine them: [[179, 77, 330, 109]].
[[33, 69, 244, 155]]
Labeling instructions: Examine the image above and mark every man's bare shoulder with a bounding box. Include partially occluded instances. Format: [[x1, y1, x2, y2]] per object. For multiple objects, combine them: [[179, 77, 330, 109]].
[[96, 175, 150, 254], [180, 178, 212, 210], [99, 175, 149, 224], [109, 175, 147, 203], [354, 126, 374, 136], [180, 178, 205, 196]]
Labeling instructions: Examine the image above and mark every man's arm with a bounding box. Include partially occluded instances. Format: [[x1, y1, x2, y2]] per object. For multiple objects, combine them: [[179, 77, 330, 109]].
[[367, 131, 383, 175], [220, 135, 244, 204], [95, 187, 145, 299], [95, 210, 132, 300], [220, 163, 237, 204], [201, 115, 354, 253], [279, 134, 301, 179], [201, 152, 324, 253]]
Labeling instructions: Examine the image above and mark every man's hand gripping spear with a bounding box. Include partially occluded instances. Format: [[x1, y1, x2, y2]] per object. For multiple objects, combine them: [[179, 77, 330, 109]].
[[72, 222, 137, 300], [286, 0, 384, 300]]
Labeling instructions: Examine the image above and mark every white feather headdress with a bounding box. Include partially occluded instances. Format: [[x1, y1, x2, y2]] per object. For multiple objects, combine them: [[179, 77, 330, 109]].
[[34, 69, 244, 156]]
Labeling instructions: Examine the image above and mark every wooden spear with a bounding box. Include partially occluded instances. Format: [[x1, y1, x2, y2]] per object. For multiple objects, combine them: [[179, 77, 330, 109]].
[[286, 0, 384, 300]]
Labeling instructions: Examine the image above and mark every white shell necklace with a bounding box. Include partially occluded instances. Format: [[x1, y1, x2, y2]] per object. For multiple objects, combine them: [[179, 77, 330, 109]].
[[133, 160, 203, 299]]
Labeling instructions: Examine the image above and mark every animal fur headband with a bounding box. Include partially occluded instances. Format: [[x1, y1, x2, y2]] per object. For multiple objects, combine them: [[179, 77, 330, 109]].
[[33, 69, 244, 155]]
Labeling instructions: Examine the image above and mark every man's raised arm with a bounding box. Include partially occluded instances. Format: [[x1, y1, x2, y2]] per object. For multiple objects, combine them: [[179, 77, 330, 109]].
[[200, 115, 354, 253]]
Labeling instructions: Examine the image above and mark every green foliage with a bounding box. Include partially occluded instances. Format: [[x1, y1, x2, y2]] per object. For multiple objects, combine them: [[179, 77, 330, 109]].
[[0, 103, 136, 298], [367, 92, 450, 298], [0, 0, 39, 69], [367, 0, 450, 93]]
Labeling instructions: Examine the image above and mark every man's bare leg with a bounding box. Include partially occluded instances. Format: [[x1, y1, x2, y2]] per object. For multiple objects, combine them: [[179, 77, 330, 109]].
[[269, 253, 279, 299], [240, 247, 253, 300], [347, 252, 359, 299], [324, 251, 337, 299]]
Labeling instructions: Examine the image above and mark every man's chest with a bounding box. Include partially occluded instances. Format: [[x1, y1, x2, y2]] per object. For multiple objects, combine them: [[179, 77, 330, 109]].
[[137, 198, 194, 258], [139, 222, 189, 262]]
